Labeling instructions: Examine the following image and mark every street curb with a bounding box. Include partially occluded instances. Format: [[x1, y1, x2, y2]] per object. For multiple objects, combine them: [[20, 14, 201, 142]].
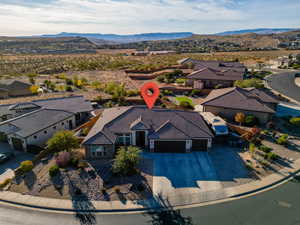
[[264, 73, 300, 105], [0, 168, 299, 213]]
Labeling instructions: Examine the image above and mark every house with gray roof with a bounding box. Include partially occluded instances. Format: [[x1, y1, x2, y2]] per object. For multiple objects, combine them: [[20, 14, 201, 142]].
[[0, 80, 32, 98], [178, 58, 246, 89], [200, 87, 279, 123], [0, 96, 93, 151], [82, 106, 214, 159]]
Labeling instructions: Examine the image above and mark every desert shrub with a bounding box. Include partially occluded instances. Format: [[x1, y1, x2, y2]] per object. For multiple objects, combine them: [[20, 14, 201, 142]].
[[49, 165, 60, 177], [81, 128, 89, 137], [160, 103, 167, 108], [0, 178, 12, 189], [214, 84, 224, 89], [245, 115, 259, 126], [65, 78, 73, 85], [77, 161, 89, 169], [19, 160, 34, 173], [156, 75, 165, 83], [66, 85, 73, 92], [112, 146, 141, 176], [175, 78, 186, 85], [264, 152, 279, 161], [47, 130, 80, 152], [258, 145, 273, 153], [276, 134, 289, 145], [179, 100, 194, 110], [126, 89, 140, 97], [290, 117, 300, 126], [249, 143, 256, 154], [55, 151, 71, 168]]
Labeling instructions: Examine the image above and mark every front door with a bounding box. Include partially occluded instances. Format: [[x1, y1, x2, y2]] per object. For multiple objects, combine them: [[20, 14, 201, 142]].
[[136, 131, 146, 148]]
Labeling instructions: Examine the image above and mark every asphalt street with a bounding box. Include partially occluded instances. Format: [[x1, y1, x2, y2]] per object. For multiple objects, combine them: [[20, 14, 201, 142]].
[[0, 176, 300, 225], [266, 71, 300, 102]]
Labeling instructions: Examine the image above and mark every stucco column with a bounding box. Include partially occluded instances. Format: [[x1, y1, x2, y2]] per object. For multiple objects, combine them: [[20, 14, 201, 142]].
[[186, 140, 192, 153], [132, 132, 136, 145]]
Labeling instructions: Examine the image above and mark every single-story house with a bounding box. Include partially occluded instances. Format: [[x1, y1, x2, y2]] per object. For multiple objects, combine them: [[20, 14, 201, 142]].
[[178, 58, 246, 89], [200, 87, 279, 123], [82, 106, 214, 159], [186, 67, 244, 89], [0, 80, 32, 98], [0, 96, 93, 151]]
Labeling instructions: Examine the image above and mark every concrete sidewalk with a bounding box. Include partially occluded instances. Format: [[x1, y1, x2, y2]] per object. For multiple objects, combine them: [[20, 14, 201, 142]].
[[0, 158, 300, 212]]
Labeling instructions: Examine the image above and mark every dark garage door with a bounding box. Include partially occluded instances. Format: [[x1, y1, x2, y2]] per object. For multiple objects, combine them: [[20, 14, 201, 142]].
[[154, 141, 186, 153], [192, 139, 208, 151]]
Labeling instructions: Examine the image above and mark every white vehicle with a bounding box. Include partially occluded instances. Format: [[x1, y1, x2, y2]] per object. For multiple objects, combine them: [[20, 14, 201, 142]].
[[200, 112, 229, 136]]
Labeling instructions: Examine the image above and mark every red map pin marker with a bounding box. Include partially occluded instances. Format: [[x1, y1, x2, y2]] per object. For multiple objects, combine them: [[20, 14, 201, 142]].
[[141, 82, 160, 109]]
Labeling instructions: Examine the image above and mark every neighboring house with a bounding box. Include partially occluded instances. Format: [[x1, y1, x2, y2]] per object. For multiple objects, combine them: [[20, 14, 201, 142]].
[[82, 106, 214, 159], [178, 58, 246, 89], [200, 87, 279, 123], [0, 80, 32, 98], [0, 96, 93, 151]]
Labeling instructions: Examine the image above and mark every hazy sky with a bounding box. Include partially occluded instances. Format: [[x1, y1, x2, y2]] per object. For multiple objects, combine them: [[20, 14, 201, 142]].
[[0, 0, 300, 36]]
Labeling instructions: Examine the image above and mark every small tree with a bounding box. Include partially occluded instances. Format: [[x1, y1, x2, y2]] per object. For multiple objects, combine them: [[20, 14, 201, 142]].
[[47, 130, 80, 152], [235, 113, 245, 125], [30, 85, 39, 94], [112, 146, 141, 176]]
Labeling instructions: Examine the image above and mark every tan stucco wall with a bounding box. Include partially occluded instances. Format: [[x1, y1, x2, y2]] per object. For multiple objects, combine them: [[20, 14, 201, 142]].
[[203, 105, 271, 123]]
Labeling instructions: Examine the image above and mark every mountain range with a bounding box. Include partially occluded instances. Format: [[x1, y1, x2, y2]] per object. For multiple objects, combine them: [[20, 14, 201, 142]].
[[215, 28, 298, 36], [42, 32, 194, 43]]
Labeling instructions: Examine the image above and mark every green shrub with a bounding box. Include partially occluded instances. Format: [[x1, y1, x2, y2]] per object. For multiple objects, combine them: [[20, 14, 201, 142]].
[[19, 160, 34, 173], [190, 89, 201, 96], [258, 145, 273, 153], [179, 100, 194, 110], [290, 117, 300, 126], [276, 134, 289, 145], [156, 75, 165, 83], [234, 78, 264, 88], [245, 115, 259, 126], [66, 85, 73, 92], [49, 165, 60, 177], [249, 143, 256, 154], [71, 158, 79, 167], [175, 78, 186, 85], [264, 152, 279, 161]]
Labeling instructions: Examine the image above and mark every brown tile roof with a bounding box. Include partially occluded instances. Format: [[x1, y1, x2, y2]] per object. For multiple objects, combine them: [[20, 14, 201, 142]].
[[201, 87, 276, 113]]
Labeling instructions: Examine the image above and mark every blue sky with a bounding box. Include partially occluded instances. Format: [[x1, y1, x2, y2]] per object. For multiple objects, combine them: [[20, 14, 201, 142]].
[[0, 0, 300, 36]]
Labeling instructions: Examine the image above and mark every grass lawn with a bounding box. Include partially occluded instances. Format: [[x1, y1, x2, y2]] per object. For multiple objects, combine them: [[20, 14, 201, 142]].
[[175, 96, 194, 106]]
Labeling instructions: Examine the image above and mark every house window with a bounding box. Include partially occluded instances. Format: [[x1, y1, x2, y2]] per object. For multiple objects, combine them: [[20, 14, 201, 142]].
[[44, 130, 47, 134], [34, 135, 37, 139], [91, 146, 106, 157], [62, 122, 64, 125], [116, 134, 131, 146]]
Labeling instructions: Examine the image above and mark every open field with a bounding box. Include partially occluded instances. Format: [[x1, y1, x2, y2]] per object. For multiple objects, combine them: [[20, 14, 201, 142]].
[[1, 50, 300, 77]]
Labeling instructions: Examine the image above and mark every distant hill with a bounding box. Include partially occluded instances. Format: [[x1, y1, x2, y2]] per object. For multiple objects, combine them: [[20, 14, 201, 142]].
[[215, 28, 298, 36], [41, 32, 194, 44], [0, 36, 98, 54], [103, 29, 300, 52]]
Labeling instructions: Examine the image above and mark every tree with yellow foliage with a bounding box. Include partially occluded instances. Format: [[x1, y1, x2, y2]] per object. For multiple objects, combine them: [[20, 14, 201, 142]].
[[235, 112, 245, 126]]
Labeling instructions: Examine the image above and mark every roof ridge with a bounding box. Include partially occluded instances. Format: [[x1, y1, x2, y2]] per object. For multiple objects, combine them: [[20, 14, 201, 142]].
[[201, 87, 236, 105], [155, 119, 190, 138]]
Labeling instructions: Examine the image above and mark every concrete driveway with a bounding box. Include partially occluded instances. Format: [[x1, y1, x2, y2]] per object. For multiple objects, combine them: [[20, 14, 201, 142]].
[[142, 146, 250, 196], [0, 142, 34, 182], [143, 152, 222, 195]]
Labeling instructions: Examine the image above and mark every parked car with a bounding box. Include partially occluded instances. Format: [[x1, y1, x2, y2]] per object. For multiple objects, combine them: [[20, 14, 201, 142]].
[[0, 152, 14, 163]]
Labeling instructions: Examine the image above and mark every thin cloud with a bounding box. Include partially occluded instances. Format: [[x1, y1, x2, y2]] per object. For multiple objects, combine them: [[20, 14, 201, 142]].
[[0, 0, 299, 36]]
